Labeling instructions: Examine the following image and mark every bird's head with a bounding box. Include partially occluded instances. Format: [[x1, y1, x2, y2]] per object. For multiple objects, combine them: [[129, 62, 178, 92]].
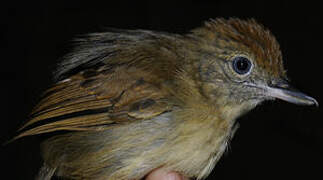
[[188, 18, 317, 114]]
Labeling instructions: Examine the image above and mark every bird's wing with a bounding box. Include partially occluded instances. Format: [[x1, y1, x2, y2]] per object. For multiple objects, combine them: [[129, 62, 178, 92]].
[[14, 64, 172, 140]]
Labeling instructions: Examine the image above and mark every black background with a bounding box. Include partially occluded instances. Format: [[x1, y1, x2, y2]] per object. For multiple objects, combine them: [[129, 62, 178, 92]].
[[1, 1, 322, 179]]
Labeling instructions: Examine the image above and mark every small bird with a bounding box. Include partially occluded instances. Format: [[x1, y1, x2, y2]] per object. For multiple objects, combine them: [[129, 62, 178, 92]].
[[14, 18, 318, 180]]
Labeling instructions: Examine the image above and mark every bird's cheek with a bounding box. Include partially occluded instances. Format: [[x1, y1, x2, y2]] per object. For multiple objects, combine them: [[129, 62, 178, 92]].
[[200, 83, 220, 100]]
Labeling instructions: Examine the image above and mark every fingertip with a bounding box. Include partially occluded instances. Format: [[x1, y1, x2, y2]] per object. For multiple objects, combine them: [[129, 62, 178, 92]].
[[146, 168, 186, 180], [164, 172, 183, 180]]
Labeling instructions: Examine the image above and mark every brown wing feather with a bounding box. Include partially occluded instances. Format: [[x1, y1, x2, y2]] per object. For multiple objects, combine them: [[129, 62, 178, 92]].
[[15, 65, 172, 140]]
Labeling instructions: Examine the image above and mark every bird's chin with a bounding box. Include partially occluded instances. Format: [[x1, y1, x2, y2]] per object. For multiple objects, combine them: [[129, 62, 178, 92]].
[[246, 96, 269, 108]]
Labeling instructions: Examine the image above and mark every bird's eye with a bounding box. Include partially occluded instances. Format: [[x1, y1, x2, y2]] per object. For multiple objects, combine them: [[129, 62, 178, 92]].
[[232, 56, 252, 75]]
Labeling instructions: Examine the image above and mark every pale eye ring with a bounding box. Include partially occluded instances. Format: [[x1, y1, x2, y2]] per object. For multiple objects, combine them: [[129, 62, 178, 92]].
[[232, 56, 253, 75]]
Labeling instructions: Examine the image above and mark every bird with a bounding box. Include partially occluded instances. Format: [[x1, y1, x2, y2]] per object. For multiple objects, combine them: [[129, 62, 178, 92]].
[[13, 18, 318, 180]]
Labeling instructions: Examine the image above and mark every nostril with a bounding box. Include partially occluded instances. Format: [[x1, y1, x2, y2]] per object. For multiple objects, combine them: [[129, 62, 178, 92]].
[[270, 78, 289, 88], [277, 82, 289, 88]]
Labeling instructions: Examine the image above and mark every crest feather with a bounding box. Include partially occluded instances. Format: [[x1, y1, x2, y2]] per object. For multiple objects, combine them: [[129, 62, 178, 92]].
[[193, 18, 285, 77]]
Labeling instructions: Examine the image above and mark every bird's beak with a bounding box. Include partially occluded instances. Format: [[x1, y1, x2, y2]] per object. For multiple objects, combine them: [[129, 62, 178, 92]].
[[266, 82, 318, 106]]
